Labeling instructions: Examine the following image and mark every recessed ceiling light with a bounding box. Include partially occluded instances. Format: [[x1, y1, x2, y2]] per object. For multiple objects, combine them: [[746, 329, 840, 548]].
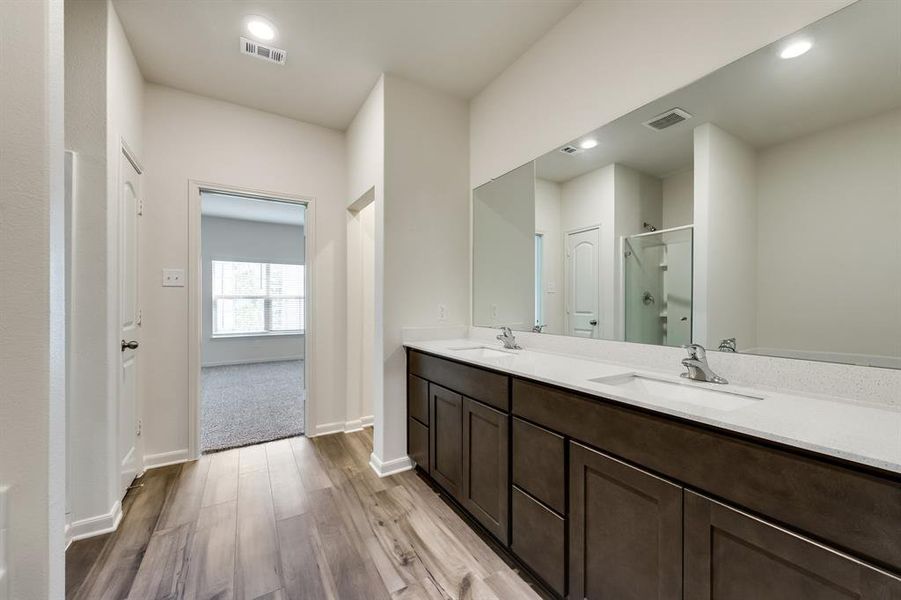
[[579, 138, 598, 150], [780, 39, 812, 59], [246, 16, 276, 42]]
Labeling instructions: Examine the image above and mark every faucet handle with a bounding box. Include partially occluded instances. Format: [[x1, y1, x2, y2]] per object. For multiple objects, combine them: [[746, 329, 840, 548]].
[[682, 343, 706, 359]]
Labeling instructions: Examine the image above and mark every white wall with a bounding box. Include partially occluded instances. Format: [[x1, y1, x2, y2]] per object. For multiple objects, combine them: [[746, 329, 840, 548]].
[[614, 164, 663, 340], [472, 162, 536, 330], [64, 0, 112, 537], [470, 0, 850, 188], [377, 75, 470, 471], [560, 164, 616, 339], [345, 77, 384, 435], [662, 169, 694, 229], [694, 123, 758, 351], [200, 216, 305, 367], [0, 0, 66, 596], [65, 0, 144, 540], [755, 107, 901, 366], [535, 178, 564, 334], [141, 84, 347, 459]]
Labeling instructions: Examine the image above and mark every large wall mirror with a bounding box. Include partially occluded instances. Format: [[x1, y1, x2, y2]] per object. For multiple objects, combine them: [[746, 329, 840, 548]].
[[472, 0, 901, 368]]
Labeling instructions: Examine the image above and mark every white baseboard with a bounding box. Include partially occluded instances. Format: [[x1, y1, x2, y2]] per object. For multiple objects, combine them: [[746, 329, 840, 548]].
[[66, 500, 122, 543], [369, 452, 413, 478], [202, 355, 304, 368], [310, 416, 374, 436], [308, 421, 345, 437], [143, 448, 191, 470]]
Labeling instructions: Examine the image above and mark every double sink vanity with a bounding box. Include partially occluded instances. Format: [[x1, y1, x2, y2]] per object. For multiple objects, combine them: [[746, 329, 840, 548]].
[[404, 337, 901, 599], [423, 2, 901, 597]]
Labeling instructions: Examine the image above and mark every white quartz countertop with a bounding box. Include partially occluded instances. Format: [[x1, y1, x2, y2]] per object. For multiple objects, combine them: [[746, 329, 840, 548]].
[[404, 338, 901, 475]]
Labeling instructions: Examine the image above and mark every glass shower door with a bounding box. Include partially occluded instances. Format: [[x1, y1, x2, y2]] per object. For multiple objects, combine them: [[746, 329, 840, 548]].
[[624, 226, 693, 347]]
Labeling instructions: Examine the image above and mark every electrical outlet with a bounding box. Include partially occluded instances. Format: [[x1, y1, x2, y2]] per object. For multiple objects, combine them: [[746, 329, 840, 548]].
[[490, 304, 498, 320], [162, 268, 185, 287], [438, 304, 447, 321]]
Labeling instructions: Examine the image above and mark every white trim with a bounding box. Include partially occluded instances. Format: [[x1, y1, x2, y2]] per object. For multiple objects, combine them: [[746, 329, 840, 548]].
[[66, 500, 123, 543], [343, 419, 365, 433], [188, 181, 315, 460], [202, 355, 304, 368], [343, 415, 374, 433], [308, 421, 345, 437], [369, 452, 413, 478], [142, 448, 191, 470]]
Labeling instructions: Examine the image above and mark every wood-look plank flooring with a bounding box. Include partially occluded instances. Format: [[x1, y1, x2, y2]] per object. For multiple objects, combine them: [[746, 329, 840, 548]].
[[67, 430, 546, 599]]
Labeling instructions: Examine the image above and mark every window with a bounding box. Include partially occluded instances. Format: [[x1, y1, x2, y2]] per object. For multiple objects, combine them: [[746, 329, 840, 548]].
[[211, 260, 304, 336]]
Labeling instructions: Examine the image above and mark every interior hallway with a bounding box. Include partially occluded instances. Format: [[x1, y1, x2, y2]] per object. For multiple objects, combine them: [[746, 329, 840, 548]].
[[66, 430, 546, 599]]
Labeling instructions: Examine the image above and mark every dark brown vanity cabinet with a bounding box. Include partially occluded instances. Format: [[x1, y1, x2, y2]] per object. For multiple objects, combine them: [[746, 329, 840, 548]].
[[569, 443, 683, 600], [407, 350, 901, 599], [408, 350, 510, 545]]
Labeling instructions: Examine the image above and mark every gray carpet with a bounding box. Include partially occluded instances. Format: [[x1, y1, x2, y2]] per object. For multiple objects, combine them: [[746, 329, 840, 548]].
[[201, 360, 305, 453]]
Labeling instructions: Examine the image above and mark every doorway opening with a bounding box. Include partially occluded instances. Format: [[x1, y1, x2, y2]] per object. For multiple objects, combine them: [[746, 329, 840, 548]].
[[197, 190, 308, 453]]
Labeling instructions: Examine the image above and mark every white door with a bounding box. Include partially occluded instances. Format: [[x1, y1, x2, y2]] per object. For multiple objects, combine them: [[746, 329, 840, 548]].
[[566, 227, 600, 338], [118, 150, 141, 498]]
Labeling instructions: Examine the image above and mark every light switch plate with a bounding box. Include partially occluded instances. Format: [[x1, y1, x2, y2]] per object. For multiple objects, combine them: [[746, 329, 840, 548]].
[[162, 269, 185, 287]]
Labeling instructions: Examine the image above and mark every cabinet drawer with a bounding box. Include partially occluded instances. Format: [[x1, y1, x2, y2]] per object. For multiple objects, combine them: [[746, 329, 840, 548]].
[[409, 350, 509, 411], [511, 487, 565, 596], [408, 374, 429, 425], [513, 418, 565, 514], [408, 418, 428, 469]]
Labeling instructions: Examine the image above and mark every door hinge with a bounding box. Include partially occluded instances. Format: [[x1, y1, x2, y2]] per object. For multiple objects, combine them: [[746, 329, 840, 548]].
[[136, 419, 142, 437], [138, 198, 144, 216], [137, 308, 142, 327]]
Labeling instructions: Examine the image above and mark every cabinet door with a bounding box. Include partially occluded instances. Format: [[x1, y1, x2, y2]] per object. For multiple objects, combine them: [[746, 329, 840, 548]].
[[684, 491, 901, 599], [429, 384, 463, 498], [569, 442, 682, 600], [462, 398, 509, 544]]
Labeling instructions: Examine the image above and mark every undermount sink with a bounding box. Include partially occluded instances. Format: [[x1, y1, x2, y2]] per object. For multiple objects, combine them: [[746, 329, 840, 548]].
[[447, 346, 515, 360], [590, 373, 763, 411]]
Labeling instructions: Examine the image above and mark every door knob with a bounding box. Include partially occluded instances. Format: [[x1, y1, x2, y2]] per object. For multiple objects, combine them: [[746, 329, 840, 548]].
[[589, 320, 598, 326], [121, 340, 139, 351]]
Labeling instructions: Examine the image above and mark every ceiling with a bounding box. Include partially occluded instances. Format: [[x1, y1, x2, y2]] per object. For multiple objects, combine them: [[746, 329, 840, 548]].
[[536, 0, 901, 183], [113, 0, 579, 130], [201, 192, 305, 226]]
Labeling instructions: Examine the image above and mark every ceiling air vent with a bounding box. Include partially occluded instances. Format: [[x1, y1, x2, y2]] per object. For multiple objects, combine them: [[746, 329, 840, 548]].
[[559, 145, 580, 155], [642, 108, 692, 131], [240, 37, 287, 65]]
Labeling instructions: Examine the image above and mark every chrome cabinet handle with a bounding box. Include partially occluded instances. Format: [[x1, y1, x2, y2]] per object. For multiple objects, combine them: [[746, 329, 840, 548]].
[[121, 340, 139, 351]]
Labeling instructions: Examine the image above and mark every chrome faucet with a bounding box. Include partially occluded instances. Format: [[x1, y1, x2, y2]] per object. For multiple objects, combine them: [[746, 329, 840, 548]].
[[531, 323, 546, 333], [681, 344, 728, 384], [718, 337, 737, 352], [496, 326, 522, 350]]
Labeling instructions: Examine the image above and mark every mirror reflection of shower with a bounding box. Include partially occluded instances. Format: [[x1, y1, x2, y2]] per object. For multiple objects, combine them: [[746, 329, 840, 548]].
[[623, 225, 693, 347]]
